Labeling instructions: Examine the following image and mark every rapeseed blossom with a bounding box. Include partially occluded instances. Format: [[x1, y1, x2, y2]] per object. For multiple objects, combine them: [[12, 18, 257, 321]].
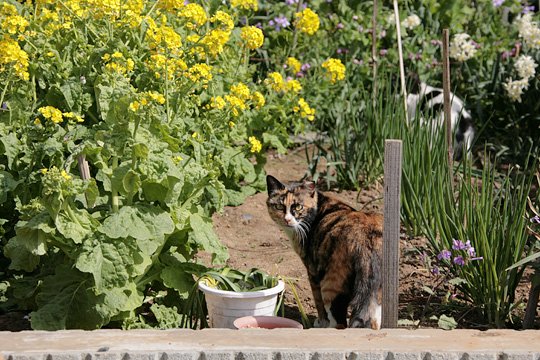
[[1, 3, 29, 35], [185, 63, 213, 84], [449, 33, 478, 62], [231, 83, 251, 101], [322, 58, 346, 83], [231, 0, 258, 11], [286, 57, 302, 74], [295, 8, 319, 35], [285, 78, 302, 93], [241, 26, 264, 50], [225, 95, 247, 116], [201, 29, 231, 56], [211, 10, 234, 31], [0, 37, 29, 80], [178, 3, 207, 30], [294, 98, 315, 121], [248, 136, 262, 153], [209, 96, 226, 110], [38, 106, 63, 124], [265, 72, 285, 92], [251, 91, 265, 109]]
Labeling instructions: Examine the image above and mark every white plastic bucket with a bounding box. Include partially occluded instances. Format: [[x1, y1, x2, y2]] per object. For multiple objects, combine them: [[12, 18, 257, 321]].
[[198, 280, 285, 329]]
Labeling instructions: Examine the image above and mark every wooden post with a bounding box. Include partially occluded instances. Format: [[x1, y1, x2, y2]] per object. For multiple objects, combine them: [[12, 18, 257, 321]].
[[382, 139, 402, 328], [442, 29, 454, 182], [393, 0, 408, 122]]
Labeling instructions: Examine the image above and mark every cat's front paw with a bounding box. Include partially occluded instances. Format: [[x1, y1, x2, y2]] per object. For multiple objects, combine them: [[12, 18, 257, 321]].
[[314, 318, 330, 328]]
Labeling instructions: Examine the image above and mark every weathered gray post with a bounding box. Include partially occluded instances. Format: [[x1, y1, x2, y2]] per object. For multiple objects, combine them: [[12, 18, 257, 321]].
[[382, 139, 402, 328], [442, 29, 454, 181]]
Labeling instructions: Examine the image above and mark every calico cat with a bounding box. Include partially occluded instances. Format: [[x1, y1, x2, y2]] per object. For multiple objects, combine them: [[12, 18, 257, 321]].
[[266, 175, 383, 329], [406, 74, 475, 160]]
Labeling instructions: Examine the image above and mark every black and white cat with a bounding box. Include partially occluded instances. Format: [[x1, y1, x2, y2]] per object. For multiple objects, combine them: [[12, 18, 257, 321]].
[[406, 75, 475, 160]]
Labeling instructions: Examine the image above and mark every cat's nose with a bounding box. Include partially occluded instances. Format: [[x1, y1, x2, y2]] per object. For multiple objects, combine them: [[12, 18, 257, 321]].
[[284, 213, 294, 225]]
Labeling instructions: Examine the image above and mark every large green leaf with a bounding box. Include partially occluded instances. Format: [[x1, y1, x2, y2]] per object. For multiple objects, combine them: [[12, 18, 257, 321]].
[[55, 207, 97, 244], [31, 266, 111, 330], [75, 237, 132, 291], [188, 212, 228, 264], [4, 212, 55, 271], [0, 170, 19, 203], [0, 132, 21, 169], [98, 205, 175, 255]]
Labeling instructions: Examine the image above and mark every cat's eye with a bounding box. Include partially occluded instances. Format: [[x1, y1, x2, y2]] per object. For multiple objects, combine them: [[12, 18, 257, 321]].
[[294, 204, 303, 211], [272, 204, 285, 211]]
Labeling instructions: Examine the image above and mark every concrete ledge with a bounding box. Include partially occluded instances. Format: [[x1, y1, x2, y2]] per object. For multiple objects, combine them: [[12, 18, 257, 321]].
[[1, 329, 539, 360]]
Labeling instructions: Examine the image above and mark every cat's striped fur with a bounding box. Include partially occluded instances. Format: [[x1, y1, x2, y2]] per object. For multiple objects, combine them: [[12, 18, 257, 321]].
[[266, 175, 383, 329], [407, 76, 475, 160]]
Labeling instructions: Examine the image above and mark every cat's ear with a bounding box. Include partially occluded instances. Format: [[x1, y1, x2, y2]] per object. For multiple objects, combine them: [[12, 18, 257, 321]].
[[266, 175, 285, 195], [303, 181, 316, 197]]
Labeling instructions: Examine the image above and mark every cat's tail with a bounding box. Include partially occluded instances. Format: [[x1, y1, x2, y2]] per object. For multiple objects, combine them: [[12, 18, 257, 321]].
[[348, 255, 382, 330]]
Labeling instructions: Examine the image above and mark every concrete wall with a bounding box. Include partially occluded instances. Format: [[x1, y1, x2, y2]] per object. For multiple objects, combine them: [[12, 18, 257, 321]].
[[1, 329, 539, 360]]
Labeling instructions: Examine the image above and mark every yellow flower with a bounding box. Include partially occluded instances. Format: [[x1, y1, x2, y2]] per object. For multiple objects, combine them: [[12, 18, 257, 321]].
[[285, 79, 302, 93], [286, 57, 302, 74], [146, 20, 183, 54], [231, 0, 258, 11], [157, 0, 185, 12], [38, 106, 63, 124], [209, 96, 226, 109], [63, 112, 84, 123], [111, 52, 123, 58], [293, 98, 315, 121], [178, 3, 207, 30], [224, 95, 247, 116], [248, 136, 262, 153], [173, 155, 183, 164], [0, 38, 29, 80], [322, 58, 346, 83], [264, 72, 284, 92], [295, 8, 320, 35], [228, 121, 235, 128], [145, 91, 166, 104], [201, 29, 231, 57], [211, 10, 234, 31], [241, 26, 264, 50], [231, 83, 251, 101], [34, 118, 42, 126], [185, 63, 213, 83], [129, 101, 141, 112], [40, 168, 48, 175], [61, 170, 72, 181], [251, 91, 265, 109]]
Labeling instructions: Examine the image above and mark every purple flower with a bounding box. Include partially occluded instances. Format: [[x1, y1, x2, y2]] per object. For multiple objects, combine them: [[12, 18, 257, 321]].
[[353, 15, 359, 21], [1, 102, 7, 111], [431, 266, 440, 275], [285, 0, 299, 5], [467, 246, 476, 257], [530, 215, 540, 224], [336, 23, 344, 30], [336, 48, 349, 54], [269, 15, 290, 32], [492, 0, 504, 7], [437, 249, 452, 261], [453, 256, 465, 266], [300, 63, 311, 72], [379, 49, 388, 56], [523, 5, 535, 14], [352, 58, 363, 65], [452, 239, 467, 251], [431, 39, 443, 46]]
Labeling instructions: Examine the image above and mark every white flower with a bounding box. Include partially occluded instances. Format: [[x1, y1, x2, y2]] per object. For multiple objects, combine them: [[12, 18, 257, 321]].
[[449, 33, 478, 62], [402, 14, 421, 30], [516, 13, 540, 49], [502, 78, 529, 102], [514, 55, 537, 80], [386, 13, 396, 26]]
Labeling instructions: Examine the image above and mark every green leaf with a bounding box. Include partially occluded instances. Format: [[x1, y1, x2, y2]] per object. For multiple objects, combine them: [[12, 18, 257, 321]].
[[55, 207, 97, 244], [31, 266, 111, 330], [0, 170, 19, 203], [75, 236, 134, 291], [188, 212, 228, 264], [98, 205, 174, 255], [262, 133, 287, 154], [160, 266, 196, 298], [150, 304, 183, 329], [437, 314, 458, 330], [123, 169, 141, 195], [0, 132, 21, 169]]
